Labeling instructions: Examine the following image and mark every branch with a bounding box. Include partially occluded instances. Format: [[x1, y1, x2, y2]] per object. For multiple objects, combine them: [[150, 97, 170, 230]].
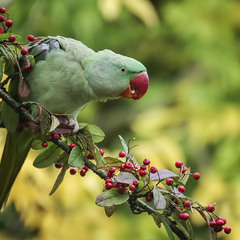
[[0, 87, 34, 122], [52, 139, 107, 180], [0, 86, 187, 240]]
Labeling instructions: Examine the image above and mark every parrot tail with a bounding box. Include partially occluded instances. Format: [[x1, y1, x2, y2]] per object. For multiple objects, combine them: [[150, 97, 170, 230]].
[[0, 131, 32, 211]]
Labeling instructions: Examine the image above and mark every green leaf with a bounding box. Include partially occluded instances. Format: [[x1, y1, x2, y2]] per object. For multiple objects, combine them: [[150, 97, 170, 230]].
[[68, 146, 85, 167], [180, 167, 191, 185], [40, 110, 52, 135], [56, 152, 69, 164], [27, 55, 35, 68], [159, 215, 176, 240], [104, 157, 123, 166], [0, 55, 3, 81], [119, 135, 129, 153], [172, 212, 192, 240], [1, 101, 19, 133], [104, 205, 118, 217], [153, 186, 166, 210], [116, 172, 138, 184], [49, 115, 60, 132], [85, 124, 105, 143], [49, 162, 68, 195], [151, 212, 162, 228], [31, 139, 53, 150], [0, 102, 2, 125], [150, 169, 178, 181], [96, 188, 129, 207], [0, 33, 21, 41], [33, 144, 61, 168]]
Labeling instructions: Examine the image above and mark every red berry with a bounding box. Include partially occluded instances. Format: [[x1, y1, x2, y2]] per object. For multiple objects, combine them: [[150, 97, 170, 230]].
[[16, 125, 23, 132], [5, 19, 13, 27], [139, 170, 147, 176], [106, 183, 115, 189], [108, 167, 116, 174], [129, 184, 136, 191], [70, 167, 77, 175], [184, 200, 191, 207], [178, 186, 186, 193], [21, 48, 28, 55], [27, 35, 35, 41], [210, 221, 216, 228], [181, 166, 188, 173], [8, 35, 16, 42], [0, 8, 6, 13], [23, 66, 32, 71], [193, 172, 200, 180], [179, 212, 189, 220], [117, 186, 126, 194], [119, 151, 126, 158], [143, 159, 150, 165], [99, 149, 104, 156], [120, 163, 125, 171], [140, 165, 147, 170], [52, 133, 60, 140], [146, 195, 153, 202], [69, 143, 77, 149], [217, 217, 226, 225], [124, 162, 132, 169], [105, 178, 112, 184], [107, 172, 113, 178], [215, 219, 225, 226], [150, 166, 158, 173], [0, 15, 5, 22], [80, 169, 87, 177], [132, 179, 139, 186], [83, 166, 89, 172], [133, 162, 140, 171], [206, 205, 215, 213], [213, 225, 223, 232], [224, 226, 231, 234], [42, 142, 48, 147], [55, 163, 63, 169], [166, 178, 174, 186], [132, 93, 138, 100], [175, 161, 183, 168], [87, 152, 94, 159]]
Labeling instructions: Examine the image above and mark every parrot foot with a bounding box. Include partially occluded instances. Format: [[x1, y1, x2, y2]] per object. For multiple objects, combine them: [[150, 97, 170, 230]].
[[69, 118, 80, 133]]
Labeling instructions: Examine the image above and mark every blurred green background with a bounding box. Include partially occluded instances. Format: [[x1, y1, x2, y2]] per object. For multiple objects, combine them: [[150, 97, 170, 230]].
[[0, 0, 239, 239]]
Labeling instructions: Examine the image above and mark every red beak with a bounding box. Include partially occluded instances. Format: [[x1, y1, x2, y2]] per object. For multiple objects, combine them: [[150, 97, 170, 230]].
[[121, 72, 149, 100]]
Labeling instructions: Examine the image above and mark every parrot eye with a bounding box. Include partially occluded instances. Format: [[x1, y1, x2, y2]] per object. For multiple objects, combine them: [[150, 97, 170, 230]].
[[120, 67, 126, 73]]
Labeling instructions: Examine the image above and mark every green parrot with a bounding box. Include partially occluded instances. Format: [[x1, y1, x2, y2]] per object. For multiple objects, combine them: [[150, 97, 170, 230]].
[[0, 36, 149, 210]]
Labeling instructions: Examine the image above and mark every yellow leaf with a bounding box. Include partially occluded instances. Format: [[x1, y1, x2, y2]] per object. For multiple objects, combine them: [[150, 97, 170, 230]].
[[123, 0, 160, 27]]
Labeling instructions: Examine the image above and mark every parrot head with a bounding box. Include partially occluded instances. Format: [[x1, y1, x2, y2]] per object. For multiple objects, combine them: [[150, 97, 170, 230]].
[[85, 50, 149, 101]]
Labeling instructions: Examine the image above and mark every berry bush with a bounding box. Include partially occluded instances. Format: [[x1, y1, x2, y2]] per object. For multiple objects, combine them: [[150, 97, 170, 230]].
[[0, 7, 232, 240]]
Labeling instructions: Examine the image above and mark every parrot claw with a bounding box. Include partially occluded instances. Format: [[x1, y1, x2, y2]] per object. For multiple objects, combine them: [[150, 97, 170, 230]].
[[69, 118, 80, 133]]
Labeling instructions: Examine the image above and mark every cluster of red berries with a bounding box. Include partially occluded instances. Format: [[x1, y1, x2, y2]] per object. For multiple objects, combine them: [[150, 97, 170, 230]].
[[105, 174, 140, 194], [0, 7, 37, 72], [119, 152, 158, 176], [205, 205, 231, 234], [210, 217, 231, 234], [103, 153, 160, 196], [179, 198, 231, 234], [0, 7, 13, 34], [163, 161, 200, 198], [175, 160, 200, 180]]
